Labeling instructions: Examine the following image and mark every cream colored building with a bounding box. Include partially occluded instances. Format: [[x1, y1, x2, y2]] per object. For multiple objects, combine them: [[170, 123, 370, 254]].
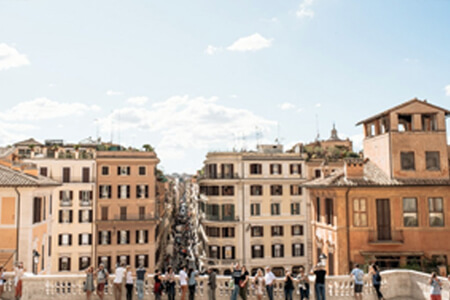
[[198, 144, 310, 276]]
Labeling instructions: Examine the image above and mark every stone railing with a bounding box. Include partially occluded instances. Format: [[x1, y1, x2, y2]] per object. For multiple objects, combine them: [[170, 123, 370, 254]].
[[0, 270, 448, 300]]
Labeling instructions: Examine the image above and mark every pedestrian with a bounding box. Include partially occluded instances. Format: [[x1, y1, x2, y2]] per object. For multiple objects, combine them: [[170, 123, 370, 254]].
[[311, 263, 326, 300], [253, 269, 264, 300], [95, 263, 109, 300], [154, 269, 163, 300], [230, 263, 241, 300], [113, 263, 126, 300], [239, 266, 249, 300], [14, 261, 25, 300], [125, 265, 134, 300], [284, 269, 294, 300], [135, 264, 146, 300], [429, 272, 442, 300], [350, 263, 364, 300], [369, 264, 384, 300], [264, 266, 276, 300], [188, 268, 198, 300], [207, 267, 217, 300], [297, 266, 310, 300], [84, 266, 95, 300], [179, 266, 188, 300], [0, 266, 5, 300], [165, 266, 176, 300]]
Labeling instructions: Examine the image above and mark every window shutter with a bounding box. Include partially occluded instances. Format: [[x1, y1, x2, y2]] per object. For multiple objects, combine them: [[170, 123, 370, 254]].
[[89, 191, 93, 200], [300, 225, 304, 235], [145, 230, 148, 243], [127, 167, 131, 175], [272, 245, 275, 257], [136, 186, 140, 198], [145, 185, 149, 198], [89, 234, 92, 245], [79, 191, 82, 200], [292, 244, 295, 256], [281, 245, 284, 257], [299, 164, 302, 175], [117, 167, 121, 175], [126, 231, 130, 244], [69, 211, 73, 223], [99, 186, 103, 198], [59, 258, 62, 271], [279, 165, 282, 174], [79, 257, 82, 271], [261, 245, 264, 257], [127, 186, 130, 198], [70, 191, 73, 200], [118, 186, 121, 198], [135, 256, 139, 268], [270, 164, 273, 174], [68, 258, 71, 271], [222, 247, 225, 259], [89, 210, 93, 222], [59, 191, 63, 200], [231, 247, 235, 259], [280, 226, 284, 236], [117, 231, 120, 244], [221, 204, 225, 220], [108, 186, 111, 199], [59, 210, 63, 223], [58, 235, 62, 246], [107, 231, 111, 244]]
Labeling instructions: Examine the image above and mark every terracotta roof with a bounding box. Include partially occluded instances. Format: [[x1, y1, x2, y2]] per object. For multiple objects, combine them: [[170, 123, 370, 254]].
[[13, 138, 44, 147], [0, 165, 59, 187], [303, 160, 450, 188], [356, 98, 450, 126]]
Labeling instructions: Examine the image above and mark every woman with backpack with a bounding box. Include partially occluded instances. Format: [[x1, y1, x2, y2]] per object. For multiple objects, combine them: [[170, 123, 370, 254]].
[[369, 264, 384, 300]]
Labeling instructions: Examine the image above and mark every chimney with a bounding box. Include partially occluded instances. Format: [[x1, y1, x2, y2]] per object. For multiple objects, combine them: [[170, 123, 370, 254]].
[[344, 158, 365, 179]]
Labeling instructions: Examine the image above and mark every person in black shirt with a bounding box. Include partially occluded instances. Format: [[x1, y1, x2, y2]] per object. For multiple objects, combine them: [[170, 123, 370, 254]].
[[284, 269, 294, 300], [311, 263, 326, 300], [239, 266, 249, 300], [231, 263, 241, 300]]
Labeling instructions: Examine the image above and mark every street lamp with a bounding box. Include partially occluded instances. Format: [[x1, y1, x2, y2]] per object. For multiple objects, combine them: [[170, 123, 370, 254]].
[[32, 250, 40, 274]]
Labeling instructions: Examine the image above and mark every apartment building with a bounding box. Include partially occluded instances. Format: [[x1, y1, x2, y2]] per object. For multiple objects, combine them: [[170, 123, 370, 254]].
[[198, 144, 309, 276], [95, 151, 160, 273], [306, 98, 450, 274]]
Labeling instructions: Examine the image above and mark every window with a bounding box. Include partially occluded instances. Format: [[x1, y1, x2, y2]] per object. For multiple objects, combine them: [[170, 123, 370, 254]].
[[422, 114, 437, 131], [78, 233, 92, 246], [291, 203, 300, 215], [292, 244, 304, 257], [270, 164, 282, 175], [58, 210, 73, 223], [59, 257, 71, 272], [82, 167, 90, 183], [426, 152, 440, 171], [101, 166, 109, 175], [120, 207, 127, 220], [270, 185, 283, 196], [99, 185, 112, 199], [314, 169, 321, 178], [290, 185, 302, 196], [222, 227, 235, 238], [353, 198, 367, 227], [290, 164, 302, 175], [48, 236, 52, 256], [101, 207, 108, 221], [222, 246, 235, 259], [206, 164, 218, 179], [139, 166, 146, 175], [62, 167, 71, 183], [40, 167, 48, 177], [272, 244, 284, 258], [403, 198, 418, 227], [117, 255, 130, 266], [271, 226, 283, 236], [401, 152, 415, 170], [325, 198, 334, 225], [79, 257, 91, 271], [33, 197, 42, 224], [250, 185, 263, 196], [291, 225, 304, 236], [250, 203, 261, 216], [209, 246, 220, 259], [58, 234, 72, 246], [79, 190, 92, 206], [139, 206, 145, 220], [222, 186, 235, 196], [398, 114, 413, 132], [271, 203, 281, 215], [79, 210, 93, 223], [206, 204, 220, 220], [136, 230, 149, 244], [251, 226, 264, 237], [201, 186, 220, 196], [99, 231, 111, 245], [118, 166, 131, 176], [316, 197, 321, 222], [136, 185, 149, 198], [206, 227, 220, 237], [250, 164, 262, 175], [251, 245, 264, 258], [429, 198, 444, 227], [222, 204, 235, 221], [118, 185, 130, 199], [118, 230, 130, 244], [221, 164, 234, 179], [135, 255, 149, 268], [59, 190, 73, 206]]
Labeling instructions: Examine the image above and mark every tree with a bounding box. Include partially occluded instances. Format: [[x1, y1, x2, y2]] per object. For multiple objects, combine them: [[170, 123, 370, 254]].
[[142, 144, 154, 152]]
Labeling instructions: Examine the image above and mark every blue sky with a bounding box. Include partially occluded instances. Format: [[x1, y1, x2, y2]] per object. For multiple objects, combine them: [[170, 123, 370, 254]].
[[1, 0, 449, 173]]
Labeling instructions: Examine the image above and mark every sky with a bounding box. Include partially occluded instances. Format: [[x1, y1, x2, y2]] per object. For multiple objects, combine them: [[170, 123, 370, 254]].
[[1, 0, 450, 174]]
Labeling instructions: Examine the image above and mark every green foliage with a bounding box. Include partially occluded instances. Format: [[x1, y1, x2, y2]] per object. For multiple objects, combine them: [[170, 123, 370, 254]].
[[143, 144, 154, 152]]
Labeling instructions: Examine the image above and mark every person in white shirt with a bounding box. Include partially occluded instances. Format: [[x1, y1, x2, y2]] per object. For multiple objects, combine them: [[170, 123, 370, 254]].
[[114, 263, 126, 300], [179, 266, 188, 300], [264, 266, 276, 300]]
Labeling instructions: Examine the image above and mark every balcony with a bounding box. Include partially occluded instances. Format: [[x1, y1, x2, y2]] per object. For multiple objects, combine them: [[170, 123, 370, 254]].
[[368, 229, 404, 244], [59, 200, 72, 207], [198, 173, 240, 180], [79, 200, 92, 207], [204, 215, 239, 222], [0, 269, 446, 299], [111, 213, 156, 221]]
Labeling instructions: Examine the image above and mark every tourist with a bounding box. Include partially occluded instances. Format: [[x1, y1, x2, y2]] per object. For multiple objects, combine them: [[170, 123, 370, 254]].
[[95, 263, 109, 300], [207, 267, 217, 300], [188, 268, 199, 300], [84, 266, 95, 300], [165, 266, 176, 300], [135, 264, 146, 300], [231, 263, 241, 300], [369, 264, 384, 300], [311, 263, 326, 300], [297, 266, 310, 300], [125, 265, 134, 300], [179, 266, 188, 300], [429, 272, 442, 300], [253, 269, 265, 300], [154, 269, 163, 300], [350, 263, 364, 300], [113, 263, 126, 300], [0, 266, 5, 299], [264, 266, 276, 300], [14, 261, 25, 300], [284, 269, 294, 300], [239, 266, 249, 300]]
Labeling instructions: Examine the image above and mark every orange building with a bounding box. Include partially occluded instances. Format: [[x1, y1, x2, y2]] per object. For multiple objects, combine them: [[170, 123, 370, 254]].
[[306, 99, 450, 274]]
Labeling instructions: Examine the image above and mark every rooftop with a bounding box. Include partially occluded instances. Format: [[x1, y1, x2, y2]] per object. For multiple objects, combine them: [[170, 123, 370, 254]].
[[0, 164, 60, 187]]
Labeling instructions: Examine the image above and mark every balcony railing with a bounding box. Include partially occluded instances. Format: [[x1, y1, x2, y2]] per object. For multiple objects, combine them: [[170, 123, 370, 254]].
[[59, 200, 72, 207], [368, 229, 404, 244], [79, 200, 92, 207], [110, 214, 156, 221], [204, 215, 239, 222], [198, 173, 240, 180]]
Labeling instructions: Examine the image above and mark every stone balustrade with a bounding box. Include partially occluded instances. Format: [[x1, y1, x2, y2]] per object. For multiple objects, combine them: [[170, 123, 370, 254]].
[[1, 270, 449, 300]]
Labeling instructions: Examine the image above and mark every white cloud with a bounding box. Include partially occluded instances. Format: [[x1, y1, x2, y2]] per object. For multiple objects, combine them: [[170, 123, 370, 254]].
[[296, 0, 315, 18], [97, 96, 276, 158], [204, 45, 221, 55], [106, 90, 123, 96], [0, 121, 38, 146], [230, 94, 238, 99], [444, 85, 450, 96], [48, 83, 56, 88], [350, 133, 364, 152], [315, 103, 322, 108], [127, 97, 149, 106], [0, 98, 101, 121], [280, 102, 296, 110], [0, 43, 30, 71], [227, 33, 273, 52]]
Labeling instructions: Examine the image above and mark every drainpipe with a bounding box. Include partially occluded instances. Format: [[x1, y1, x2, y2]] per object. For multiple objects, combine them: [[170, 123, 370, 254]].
[[14, 187, 21, 264], [345, 187, 352, 273]]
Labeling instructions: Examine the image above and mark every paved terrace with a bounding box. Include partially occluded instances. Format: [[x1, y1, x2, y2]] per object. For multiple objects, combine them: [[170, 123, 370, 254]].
[[1, 270, 449, 299]]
